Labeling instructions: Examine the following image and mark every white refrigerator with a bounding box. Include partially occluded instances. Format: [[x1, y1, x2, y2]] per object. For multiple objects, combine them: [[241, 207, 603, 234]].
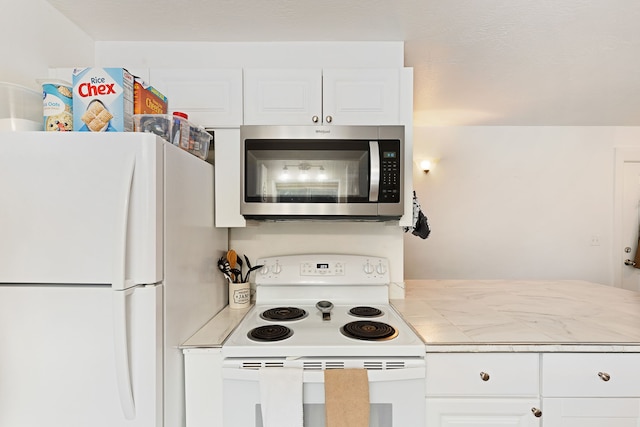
[[0, 132, 228, 427]]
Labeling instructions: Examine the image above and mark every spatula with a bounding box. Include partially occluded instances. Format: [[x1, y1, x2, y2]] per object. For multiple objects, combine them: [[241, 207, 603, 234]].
[[227, 250, 238, 281]]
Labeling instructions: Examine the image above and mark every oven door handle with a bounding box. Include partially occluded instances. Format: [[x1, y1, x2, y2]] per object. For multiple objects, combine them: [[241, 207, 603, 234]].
[[222, 367, 425, 383], [369, 140, 380, 202]]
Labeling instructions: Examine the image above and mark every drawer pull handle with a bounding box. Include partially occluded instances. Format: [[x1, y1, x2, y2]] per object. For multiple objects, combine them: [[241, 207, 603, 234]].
[[598, 372, 611, 381], [479, 371, 490, 381], [531, 407, 542, 418]]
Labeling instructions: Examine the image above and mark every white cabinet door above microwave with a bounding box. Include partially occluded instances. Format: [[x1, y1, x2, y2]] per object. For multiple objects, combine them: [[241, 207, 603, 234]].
[[322, 68, 400, 125], [243, 68, 400, 125], [243, 68, 322, 125], [150, 68, 243, 127]]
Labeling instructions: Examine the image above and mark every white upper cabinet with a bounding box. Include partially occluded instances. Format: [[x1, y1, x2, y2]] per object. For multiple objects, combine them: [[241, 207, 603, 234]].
[[243, 69, 322, 125], [322, 68, 400, 125], [150, 69, 243, 127], [243, 68, 401, 125]]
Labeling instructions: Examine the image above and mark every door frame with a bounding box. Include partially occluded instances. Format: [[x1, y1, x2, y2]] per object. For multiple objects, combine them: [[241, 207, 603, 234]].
[[613, 147, 640, 288]]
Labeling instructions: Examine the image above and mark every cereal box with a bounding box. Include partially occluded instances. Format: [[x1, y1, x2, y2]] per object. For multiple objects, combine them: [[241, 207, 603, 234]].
[[72, 68, 134, 132], [133, 77, 168, 115], [39, 79, 73, 132]]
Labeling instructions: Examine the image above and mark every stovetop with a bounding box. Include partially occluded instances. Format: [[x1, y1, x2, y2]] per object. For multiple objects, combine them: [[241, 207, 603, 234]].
[[222, 303, 424, 357], [221, 254, 425, 358]]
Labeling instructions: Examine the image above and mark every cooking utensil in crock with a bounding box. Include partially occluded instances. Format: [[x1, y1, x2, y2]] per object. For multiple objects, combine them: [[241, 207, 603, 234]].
[[227, 250, 238, 280], [217, 256, 233, 282]]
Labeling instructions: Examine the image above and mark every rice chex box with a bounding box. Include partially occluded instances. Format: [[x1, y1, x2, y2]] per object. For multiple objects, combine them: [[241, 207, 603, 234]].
[[72, 67, 134, 132]]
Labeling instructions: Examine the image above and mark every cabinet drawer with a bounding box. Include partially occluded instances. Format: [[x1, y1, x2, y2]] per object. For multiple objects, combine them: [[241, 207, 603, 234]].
[[426, 353, 539, 396], [542, 353, 640, 397]]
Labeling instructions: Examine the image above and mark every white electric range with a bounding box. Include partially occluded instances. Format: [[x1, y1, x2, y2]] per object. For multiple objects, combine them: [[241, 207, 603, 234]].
[[221, 254, 426, 427]]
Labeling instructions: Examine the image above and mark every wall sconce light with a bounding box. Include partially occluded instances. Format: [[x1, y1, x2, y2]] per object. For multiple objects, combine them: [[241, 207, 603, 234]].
[[420, 160, 432, 173]]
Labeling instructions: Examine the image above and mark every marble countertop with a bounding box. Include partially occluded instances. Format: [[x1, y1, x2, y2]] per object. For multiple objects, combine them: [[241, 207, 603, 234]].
[[181, 304, 253, 349], [181, 280, 640, 353], [392, 280, 640, 352]]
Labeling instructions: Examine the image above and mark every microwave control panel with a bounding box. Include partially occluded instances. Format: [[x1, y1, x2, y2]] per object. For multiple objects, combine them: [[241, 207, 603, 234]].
[[378, 140, 401, 203]]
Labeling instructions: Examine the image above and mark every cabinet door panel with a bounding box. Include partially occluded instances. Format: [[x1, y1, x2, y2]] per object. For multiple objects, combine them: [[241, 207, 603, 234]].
[[543, 397, 640, 427], [427, 398, 541, 427], [243, 68, 322, 125], [150, 68, 243, 127], [213, 128, 245, 227], [184, 349, 223, 427], [322, 68, 400, 125]]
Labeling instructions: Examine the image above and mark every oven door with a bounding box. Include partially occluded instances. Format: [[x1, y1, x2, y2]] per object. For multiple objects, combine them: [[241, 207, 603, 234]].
[[222, 358, 425, 427], [240, 125, 403, 219]]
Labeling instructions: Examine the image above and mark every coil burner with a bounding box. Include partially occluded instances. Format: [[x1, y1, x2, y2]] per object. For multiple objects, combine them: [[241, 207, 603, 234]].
[[247, 325, 293, 342], [340, 320, 398, 341], [260, 307, 308, 321], [349, 306, 383, 318]]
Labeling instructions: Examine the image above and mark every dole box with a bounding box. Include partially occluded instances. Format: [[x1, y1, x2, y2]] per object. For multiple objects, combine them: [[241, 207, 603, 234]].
[[73, 68, 134, 132]]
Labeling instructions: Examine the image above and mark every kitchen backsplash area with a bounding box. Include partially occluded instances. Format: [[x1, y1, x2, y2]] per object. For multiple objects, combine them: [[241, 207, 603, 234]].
[[229, 220, 406, 287]]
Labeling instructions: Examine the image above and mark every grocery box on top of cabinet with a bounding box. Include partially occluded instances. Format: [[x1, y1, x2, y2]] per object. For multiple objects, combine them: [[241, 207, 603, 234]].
[[72, 67, 134, 132]]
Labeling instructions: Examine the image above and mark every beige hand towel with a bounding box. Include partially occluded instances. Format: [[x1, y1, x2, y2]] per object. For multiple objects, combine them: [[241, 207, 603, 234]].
[[324, 369, 370, 427]]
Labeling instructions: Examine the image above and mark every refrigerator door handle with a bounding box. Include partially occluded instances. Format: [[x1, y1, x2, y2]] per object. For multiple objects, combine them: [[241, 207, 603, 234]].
[[113, 290, 136, 419], [112, 154, 136, 419], [113, 154, 136, 292]]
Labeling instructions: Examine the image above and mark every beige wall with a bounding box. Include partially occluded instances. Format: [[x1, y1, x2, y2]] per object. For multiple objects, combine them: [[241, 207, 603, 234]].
[[1, 0, 93, 90], [405, 126, 640, 285]]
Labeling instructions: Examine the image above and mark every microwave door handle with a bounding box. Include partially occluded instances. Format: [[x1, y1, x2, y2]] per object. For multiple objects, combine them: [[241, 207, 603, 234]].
[[369, 140, 380, 201]]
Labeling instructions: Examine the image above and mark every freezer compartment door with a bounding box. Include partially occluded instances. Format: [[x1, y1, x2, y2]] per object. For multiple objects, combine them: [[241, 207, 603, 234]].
[[0, 132, 163, 285], [0, 284, 162, 427]]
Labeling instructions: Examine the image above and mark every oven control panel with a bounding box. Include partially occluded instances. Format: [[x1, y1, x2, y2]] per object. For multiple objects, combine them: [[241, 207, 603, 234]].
[[256, 254, 389, 284], [300, 261, 345, 276]]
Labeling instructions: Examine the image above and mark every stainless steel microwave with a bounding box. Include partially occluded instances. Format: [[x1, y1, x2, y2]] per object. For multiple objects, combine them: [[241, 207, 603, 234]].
[[240, 125, 404, 220]]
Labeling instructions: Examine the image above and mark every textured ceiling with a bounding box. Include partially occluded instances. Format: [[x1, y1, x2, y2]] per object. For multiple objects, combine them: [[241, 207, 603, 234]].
[[45, 0, 640, 125]]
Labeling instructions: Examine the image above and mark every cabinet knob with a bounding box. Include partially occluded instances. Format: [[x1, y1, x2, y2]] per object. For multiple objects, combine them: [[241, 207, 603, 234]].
[[598, 371, 611, 381], [531, 407, 542, 418], [312, 115, 319, 123], [479, 371, 490, 381], [325, 115, 333, 123]]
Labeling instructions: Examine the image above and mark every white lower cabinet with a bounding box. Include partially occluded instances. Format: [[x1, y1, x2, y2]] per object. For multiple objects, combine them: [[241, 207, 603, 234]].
[[542, 397, 640, 426], [426, 353, 542, 427], [427, 398, 541, 427], [183, 348, 223, 427], [541, 353, 640, 426]]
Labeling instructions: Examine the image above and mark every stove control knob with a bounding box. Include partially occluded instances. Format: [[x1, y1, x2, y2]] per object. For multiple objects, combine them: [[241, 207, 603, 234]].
[[376, 263, 387, 275], [259, 265, 270, 275], [272, 263, 282, 275], [363, 262, 375, 274]]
